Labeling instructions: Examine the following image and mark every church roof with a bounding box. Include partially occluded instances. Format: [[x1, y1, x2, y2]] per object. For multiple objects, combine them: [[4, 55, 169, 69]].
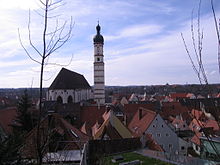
[[49, 68, 91, 90]]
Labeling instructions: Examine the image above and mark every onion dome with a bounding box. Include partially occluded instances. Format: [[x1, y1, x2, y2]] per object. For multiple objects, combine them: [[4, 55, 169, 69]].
[[93, 24, 104, 44]]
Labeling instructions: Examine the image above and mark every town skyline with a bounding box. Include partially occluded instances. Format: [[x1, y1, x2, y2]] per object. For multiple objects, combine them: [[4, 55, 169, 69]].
[[0, 0, 220, 88]]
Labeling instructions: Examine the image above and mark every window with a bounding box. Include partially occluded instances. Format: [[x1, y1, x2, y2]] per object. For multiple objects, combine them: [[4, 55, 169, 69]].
[[97, 57, 100, 61], [161, 124, 164, 128], [153, 125, 156, 128], [157, 133, 161, 137], [181, 146, 185, 150], [165, 133, 169, 137], [169, 144, 173, 149]]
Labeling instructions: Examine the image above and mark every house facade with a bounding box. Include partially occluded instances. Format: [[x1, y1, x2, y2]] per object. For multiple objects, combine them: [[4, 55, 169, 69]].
[[128, 107, 190, 156], [146, 114, 190, 155]]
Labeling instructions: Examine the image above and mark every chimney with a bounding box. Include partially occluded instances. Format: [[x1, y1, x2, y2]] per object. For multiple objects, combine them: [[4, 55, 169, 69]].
[[139, 108, 143, 120]]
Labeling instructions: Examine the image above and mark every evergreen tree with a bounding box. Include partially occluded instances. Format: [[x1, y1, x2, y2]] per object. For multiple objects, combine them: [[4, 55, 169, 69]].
[[13, 90, 35, 134], [0, 135, 23, 165]]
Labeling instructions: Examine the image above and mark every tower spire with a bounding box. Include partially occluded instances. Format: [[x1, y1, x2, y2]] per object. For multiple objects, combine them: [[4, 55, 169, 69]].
[[93, 23, 104, 44], [93, 23, 105, 105]]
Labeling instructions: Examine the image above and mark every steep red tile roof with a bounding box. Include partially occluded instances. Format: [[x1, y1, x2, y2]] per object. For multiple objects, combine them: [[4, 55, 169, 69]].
[[128, 107, 157, 137], [80, 106, 106, 135], [22, 113, 90, 159], [0, 107, 17, 135], [161, 102, 192, 125], [124, 103, 155, 125]]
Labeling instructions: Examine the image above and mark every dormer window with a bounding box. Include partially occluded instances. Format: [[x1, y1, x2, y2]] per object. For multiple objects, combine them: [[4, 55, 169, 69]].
[[70, 129, 78, 138]]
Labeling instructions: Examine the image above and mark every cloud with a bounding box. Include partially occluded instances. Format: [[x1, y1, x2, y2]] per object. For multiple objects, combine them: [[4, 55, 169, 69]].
[[104, 12, 220, 85], [0, 0, 219, 87], [105, 24, 163, 41], [0, 0, 38, 10]]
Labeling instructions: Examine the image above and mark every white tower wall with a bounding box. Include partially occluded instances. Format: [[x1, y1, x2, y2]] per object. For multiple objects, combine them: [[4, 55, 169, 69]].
[[93, 24, 105, 105]]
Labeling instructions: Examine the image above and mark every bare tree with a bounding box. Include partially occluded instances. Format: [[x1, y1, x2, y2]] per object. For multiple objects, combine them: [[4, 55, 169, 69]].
[[181, 0, 220, 161], [211, 0, 220, 74], [18, 0, 73, 164]]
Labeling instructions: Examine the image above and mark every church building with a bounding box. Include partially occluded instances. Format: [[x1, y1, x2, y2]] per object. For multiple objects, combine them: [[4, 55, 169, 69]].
[[47, 68, 92, 104], [47, 24, 106, 104]]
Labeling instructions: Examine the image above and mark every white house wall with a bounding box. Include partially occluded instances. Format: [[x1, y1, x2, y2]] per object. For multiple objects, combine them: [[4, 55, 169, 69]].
[[146, 114, 189, 156]]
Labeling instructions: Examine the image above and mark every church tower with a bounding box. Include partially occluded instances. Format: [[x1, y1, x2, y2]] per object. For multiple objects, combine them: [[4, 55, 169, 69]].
[[93, 23, 105, 105]]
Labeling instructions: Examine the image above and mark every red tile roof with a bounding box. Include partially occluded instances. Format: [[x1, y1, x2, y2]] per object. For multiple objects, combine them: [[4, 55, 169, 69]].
[[22, 113, 90, 159], [204, 120, 219, 131], [169, 93, 188, 99], [171, 118, 189, 130], [161, 102, 191, 121], [124, 104, 155, 125], [0, 107, 17, 135], [128, 107, 156, 137], [191, 132, 202, 145], [191, 109, 206, 121], [80, 106, 106, 136], [189, 119, 204, 133]]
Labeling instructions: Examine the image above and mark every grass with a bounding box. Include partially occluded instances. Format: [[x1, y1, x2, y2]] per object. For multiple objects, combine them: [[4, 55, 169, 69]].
[[100, 152, 174, 165]]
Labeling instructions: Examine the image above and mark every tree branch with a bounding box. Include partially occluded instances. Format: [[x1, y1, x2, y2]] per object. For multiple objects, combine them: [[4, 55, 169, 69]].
[[18, 29, 41, 64]]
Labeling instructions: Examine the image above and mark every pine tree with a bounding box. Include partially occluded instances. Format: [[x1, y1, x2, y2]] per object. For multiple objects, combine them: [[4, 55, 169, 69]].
[[13, 90, 35, 134]]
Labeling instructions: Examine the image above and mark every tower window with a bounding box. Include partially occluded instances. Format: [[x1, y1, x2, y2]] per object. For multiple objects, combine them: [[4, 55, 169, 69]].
[[97, 57, 100, 61]]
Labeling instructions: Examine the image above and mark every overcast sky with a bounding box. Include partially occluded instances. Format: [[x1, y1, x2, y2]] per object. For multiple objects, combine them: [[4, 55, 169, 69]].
[[0, 0, 220, 88]]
